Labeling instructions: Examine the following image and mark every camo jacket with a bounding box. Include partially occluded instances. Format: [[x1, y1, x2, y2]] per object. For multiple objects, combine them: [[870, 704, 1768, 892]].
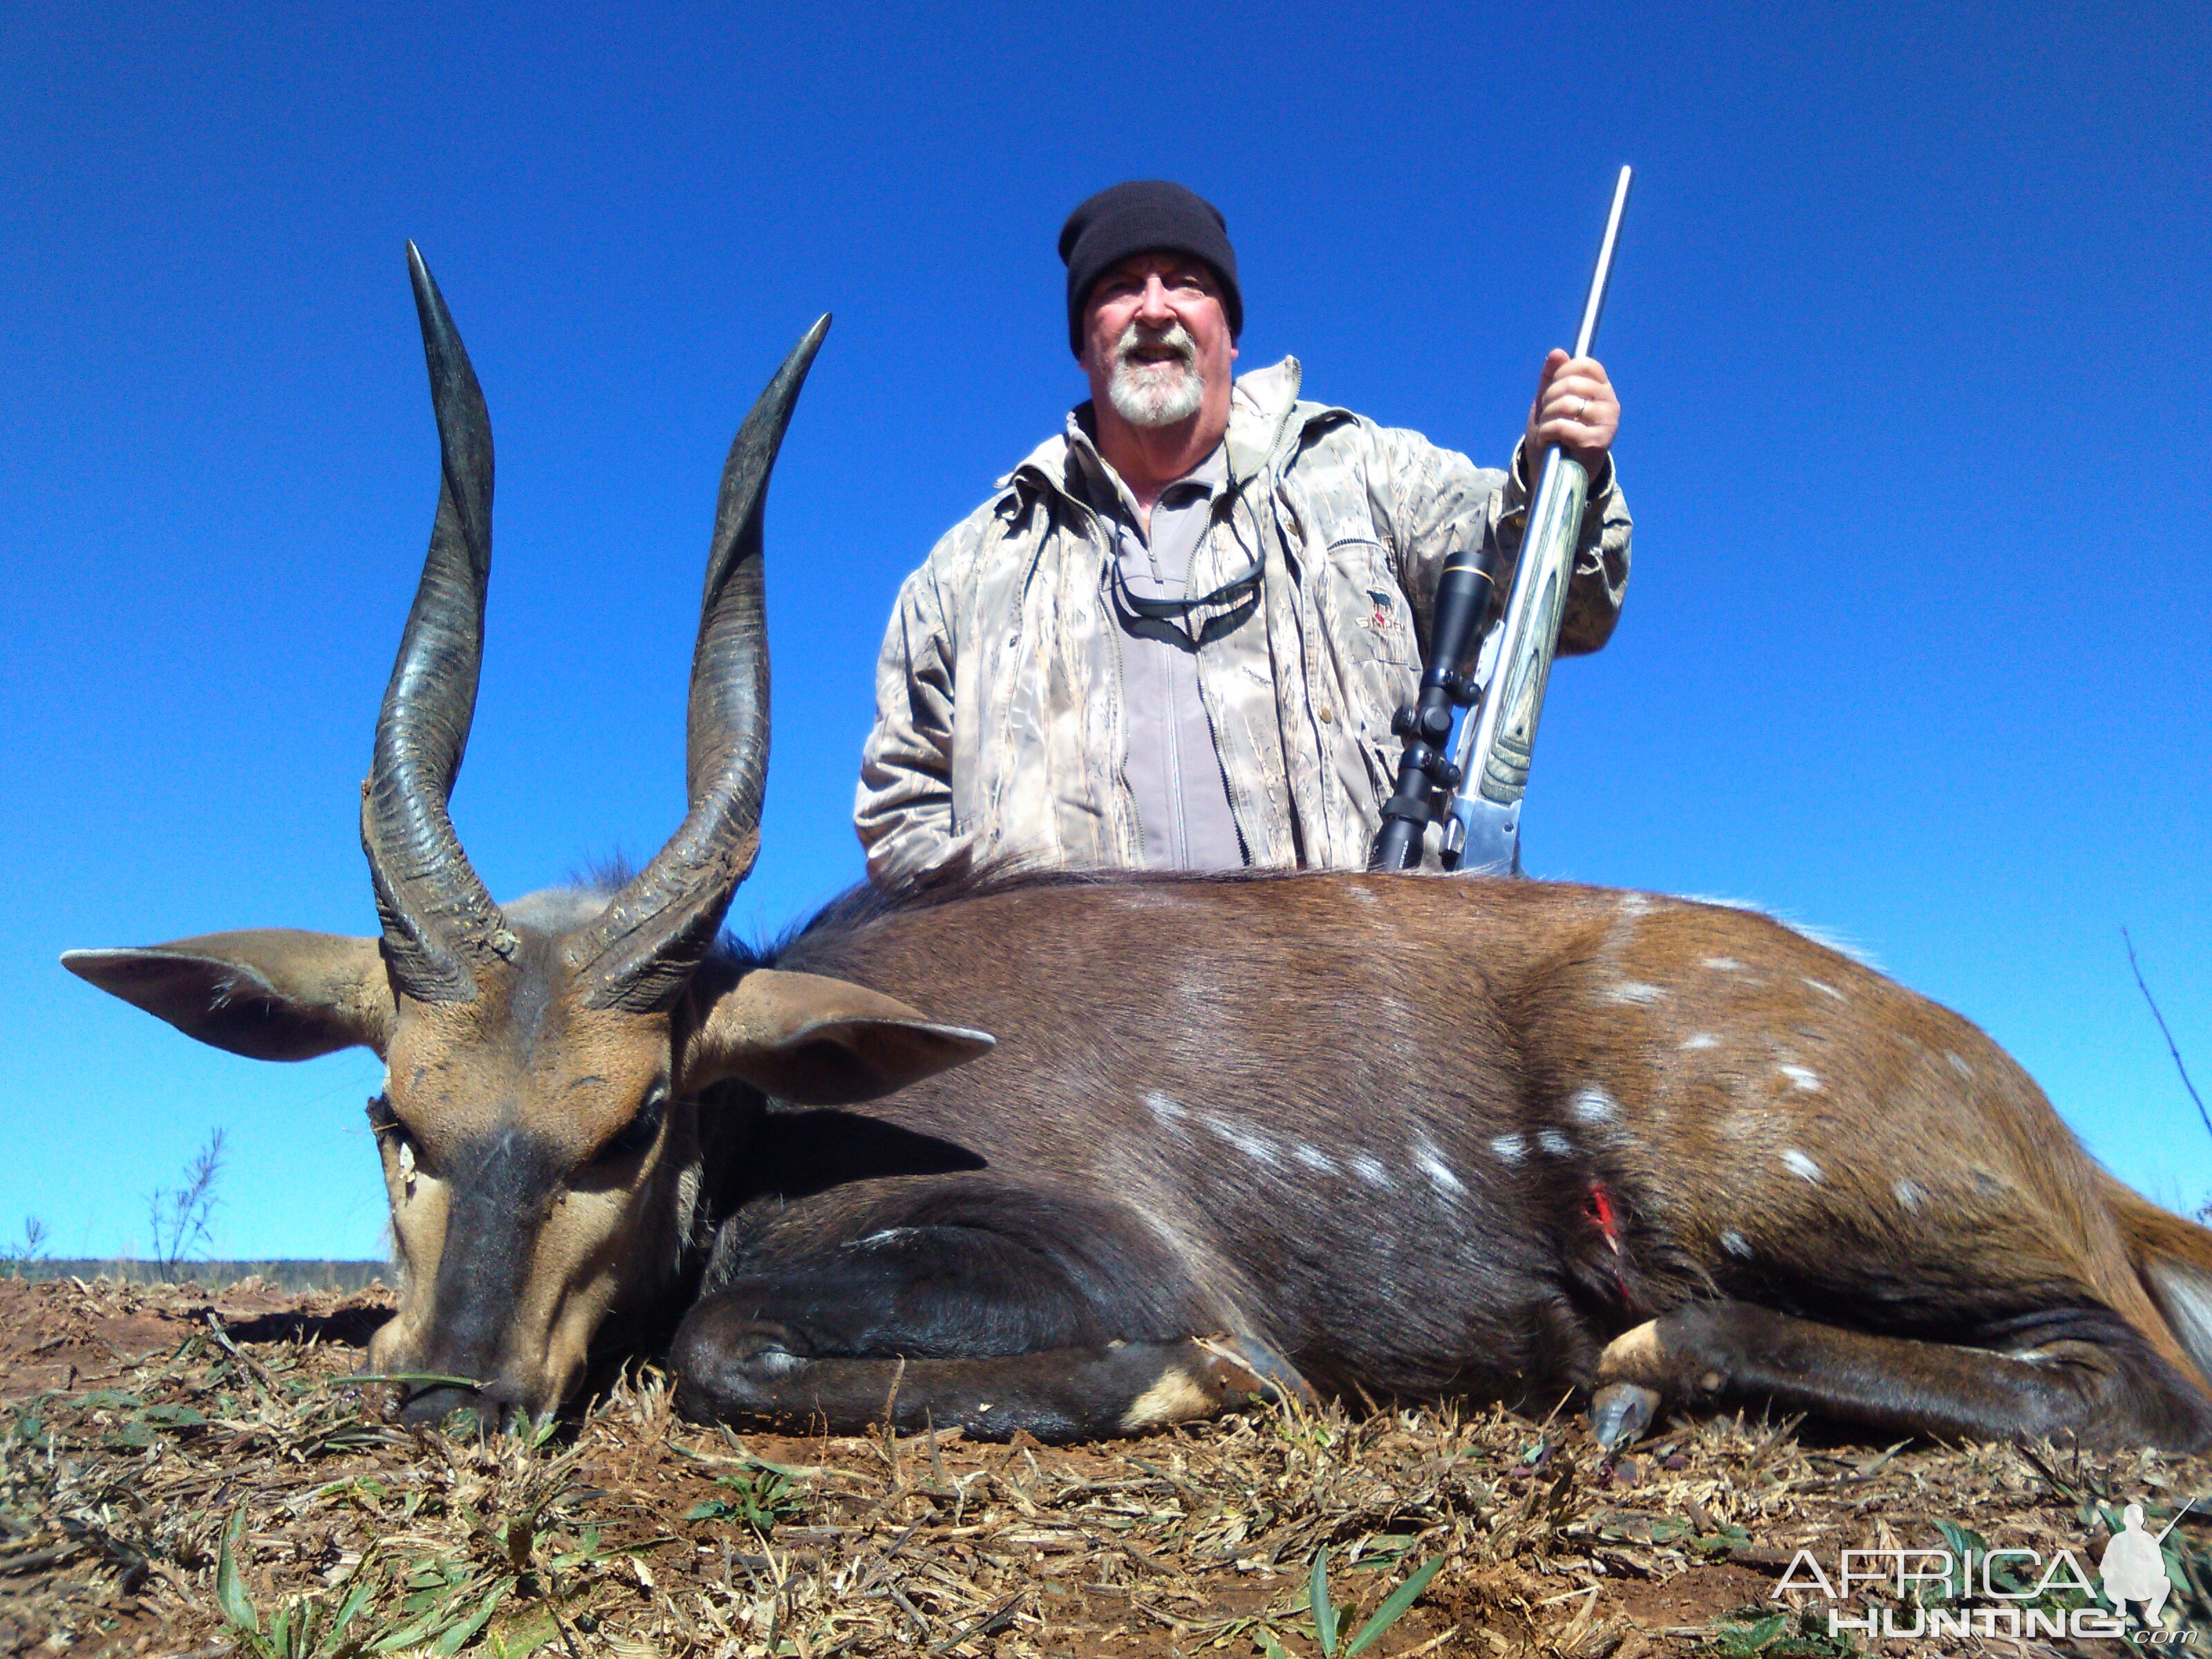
[[855, 357, 1631, 883]]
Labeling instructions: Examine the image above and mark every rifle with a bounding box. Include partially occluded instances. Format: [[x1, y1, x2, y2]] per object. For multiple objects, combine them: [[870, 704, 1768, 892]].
[[1366, 166, 1633, 872], [1441, 165, 1633, 874]]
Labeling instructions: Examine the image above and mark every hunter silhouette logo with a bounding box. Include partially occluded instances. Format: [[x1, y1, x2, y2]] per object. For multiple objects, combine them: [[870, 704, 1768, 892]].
[[2102, 1504, 2177, 1625]]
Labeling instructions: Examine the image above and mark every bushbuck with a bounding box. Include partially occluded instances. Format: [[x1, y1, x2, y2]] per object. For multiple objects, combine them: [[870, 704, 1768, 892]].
[[66, 250, 2212, 1451]]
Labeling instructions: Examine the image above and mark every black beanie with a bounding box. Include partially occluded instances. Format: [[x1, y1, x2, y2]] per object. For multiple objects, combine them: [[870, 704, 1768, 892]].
[[1058, 180, 1242, 357]]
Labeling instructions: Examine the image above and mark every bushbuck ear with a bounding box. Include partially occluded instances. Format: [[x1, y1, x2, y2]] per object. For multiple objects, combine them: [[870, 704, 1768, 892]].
[[688, 968, 995, 1106], [61, 930, 395, 1061]]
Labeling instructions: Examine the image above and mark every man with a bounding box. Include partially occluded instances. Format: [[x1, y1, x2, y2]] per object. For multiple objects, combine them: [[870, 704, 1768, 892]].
[[857, 180, 1629, 883]]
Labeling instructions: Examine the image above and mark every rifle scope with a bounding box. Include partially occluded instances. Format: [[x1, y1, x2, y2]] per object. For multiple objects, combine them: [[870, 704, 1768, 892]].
[[1367, 545, 1504, 871]]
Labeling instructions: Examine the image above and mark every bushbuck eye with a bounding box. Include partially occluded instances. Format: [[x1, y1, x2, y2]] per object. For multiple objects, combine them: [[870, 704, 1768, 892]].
[[592, 1093, 666, 1167]]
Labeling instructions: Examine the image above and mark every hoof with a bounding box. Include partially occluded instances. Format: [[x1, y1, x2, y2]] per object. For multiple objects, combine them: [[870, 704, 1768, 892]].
[[1591, 1381, 1660, 1450]]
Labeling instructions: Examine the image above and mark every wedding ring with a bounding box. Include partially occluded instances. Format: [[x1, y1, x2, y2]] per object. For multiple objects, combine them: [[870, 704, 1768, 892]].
[[1575, 396, 1591, 421]]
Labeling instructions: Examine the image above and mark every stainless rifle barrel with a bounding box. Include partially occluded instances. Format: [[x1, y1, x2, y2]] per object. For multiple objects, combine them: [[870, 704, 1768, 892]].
[[1445, 165, 1632, 874]]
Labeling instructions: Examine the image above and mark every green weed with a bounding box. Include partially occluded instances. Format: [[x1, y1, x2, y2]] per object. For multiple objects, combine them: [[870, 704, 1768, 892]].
[[1704, 1602, 1858, 1657], [216, 1508, 386, 1659], [1291, 1543, 1447, 1657], [212, 1456, 637, 1658], [684, 1464, 809, 1532]]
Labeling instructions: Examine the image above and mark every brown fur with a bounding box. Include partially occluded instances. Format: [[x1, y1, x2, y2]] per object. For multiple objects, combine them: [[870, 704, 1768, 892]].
[[710, 867, 2212, 1448], [69, 858, 2212, 1447]]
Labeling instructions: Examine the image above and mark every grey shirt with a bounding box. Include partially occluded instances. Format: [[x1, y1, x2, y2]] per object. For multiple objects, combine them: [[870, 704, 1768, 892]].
[[1077, 441, 1250, 870]]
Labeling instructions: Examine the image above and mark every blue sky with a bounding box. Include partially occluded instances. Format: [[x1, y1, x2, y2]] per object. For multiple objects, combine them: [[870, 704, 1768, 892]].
[[3, 2, 2206, 1259]]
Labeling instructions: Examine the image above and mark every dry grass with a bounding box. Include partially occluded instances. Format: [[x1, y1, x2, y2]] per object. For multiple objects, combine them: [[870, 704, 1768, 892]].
[[3, 1277, 2208, 1656]]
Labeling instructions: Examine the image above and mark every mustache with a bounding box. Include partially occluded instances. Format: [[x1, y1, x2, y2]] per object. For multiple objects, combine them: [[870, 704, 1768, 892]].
[[1114, 321, 1197, 368]]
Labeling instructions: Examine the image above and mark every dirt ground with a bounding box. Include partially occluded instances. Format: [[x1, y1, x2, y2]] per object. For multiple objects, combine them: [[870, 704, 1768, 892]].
[[1, 1277, 2206, 1657]]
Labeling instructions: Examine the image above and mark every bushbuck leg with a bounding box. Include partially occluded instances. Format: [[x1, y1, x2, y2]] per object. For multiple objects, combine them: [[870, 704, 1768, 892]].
[[673, 1319, 1291, 1440], [1594, 1299, 2212, 1450], [670, 1214, 1311, 1439]]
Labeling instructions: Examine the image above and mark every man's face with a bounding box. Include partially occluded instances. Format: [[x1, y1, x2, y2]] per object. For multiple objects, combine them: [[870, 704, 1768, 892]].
[[1080, 252, 1237, 433]]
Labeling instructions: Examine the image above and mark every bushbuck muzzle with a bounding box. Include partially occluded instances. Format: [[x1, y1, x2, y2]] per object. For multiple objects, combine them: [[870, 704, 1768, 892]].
[[62, 247, 993, 1428]]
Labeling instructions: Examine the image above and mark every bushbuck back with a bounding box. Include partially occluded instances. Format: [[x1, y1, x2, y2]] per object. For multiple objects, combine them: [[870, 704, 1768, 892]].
[[67, 251, 2212, 1452]]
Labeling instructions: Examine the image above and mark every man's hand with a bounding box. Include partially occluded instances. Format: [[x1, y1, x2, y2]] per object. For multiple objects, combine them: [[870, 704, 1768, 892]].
[[1523, 348, 1619, 478]]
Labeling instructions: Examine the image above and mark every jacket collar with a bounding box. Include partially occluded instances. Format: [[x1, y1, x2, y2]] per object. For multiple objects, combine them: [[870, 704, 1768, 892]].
[[997, 357, 1326, 506]]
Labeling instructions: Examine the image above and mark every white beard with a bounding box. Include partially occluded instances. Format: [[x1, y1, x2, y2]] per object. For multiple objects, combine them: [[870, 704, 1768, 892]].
[[1105, 322, 1205, 429]]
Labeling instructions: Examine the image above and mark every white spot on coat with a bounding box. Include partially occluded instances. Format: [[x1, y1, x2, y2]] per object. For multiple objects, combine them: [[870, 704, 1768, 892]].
[[1145, 1091, 1185, 1123], [1680, 1033, 1720, 1051], [1607, 981, 1665, 1005], [1412, 1138, 1465, 1198], [1203, 1115, 1279, 1167], [1894, 1179, 1924, 1212], [1783, 1150, 1824, 1183], [1946, 1052, 1975, 1078], [1721, 1230, 1753, 1259], [1349, 1154, 1391, 1188], [1777, 1064, 1821, 1091], [1701, 957, 1743, 973], [1538, 1130, 1574, 1158], [1570, 1086, 1618, 1124], [1293, 1142, 1338, 1174], [1490, 1134, 1528, 1165], [1619, 893, 1654, 919], [850, 1227, 920, 1250], [1803, 976, 1846, 1001]]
